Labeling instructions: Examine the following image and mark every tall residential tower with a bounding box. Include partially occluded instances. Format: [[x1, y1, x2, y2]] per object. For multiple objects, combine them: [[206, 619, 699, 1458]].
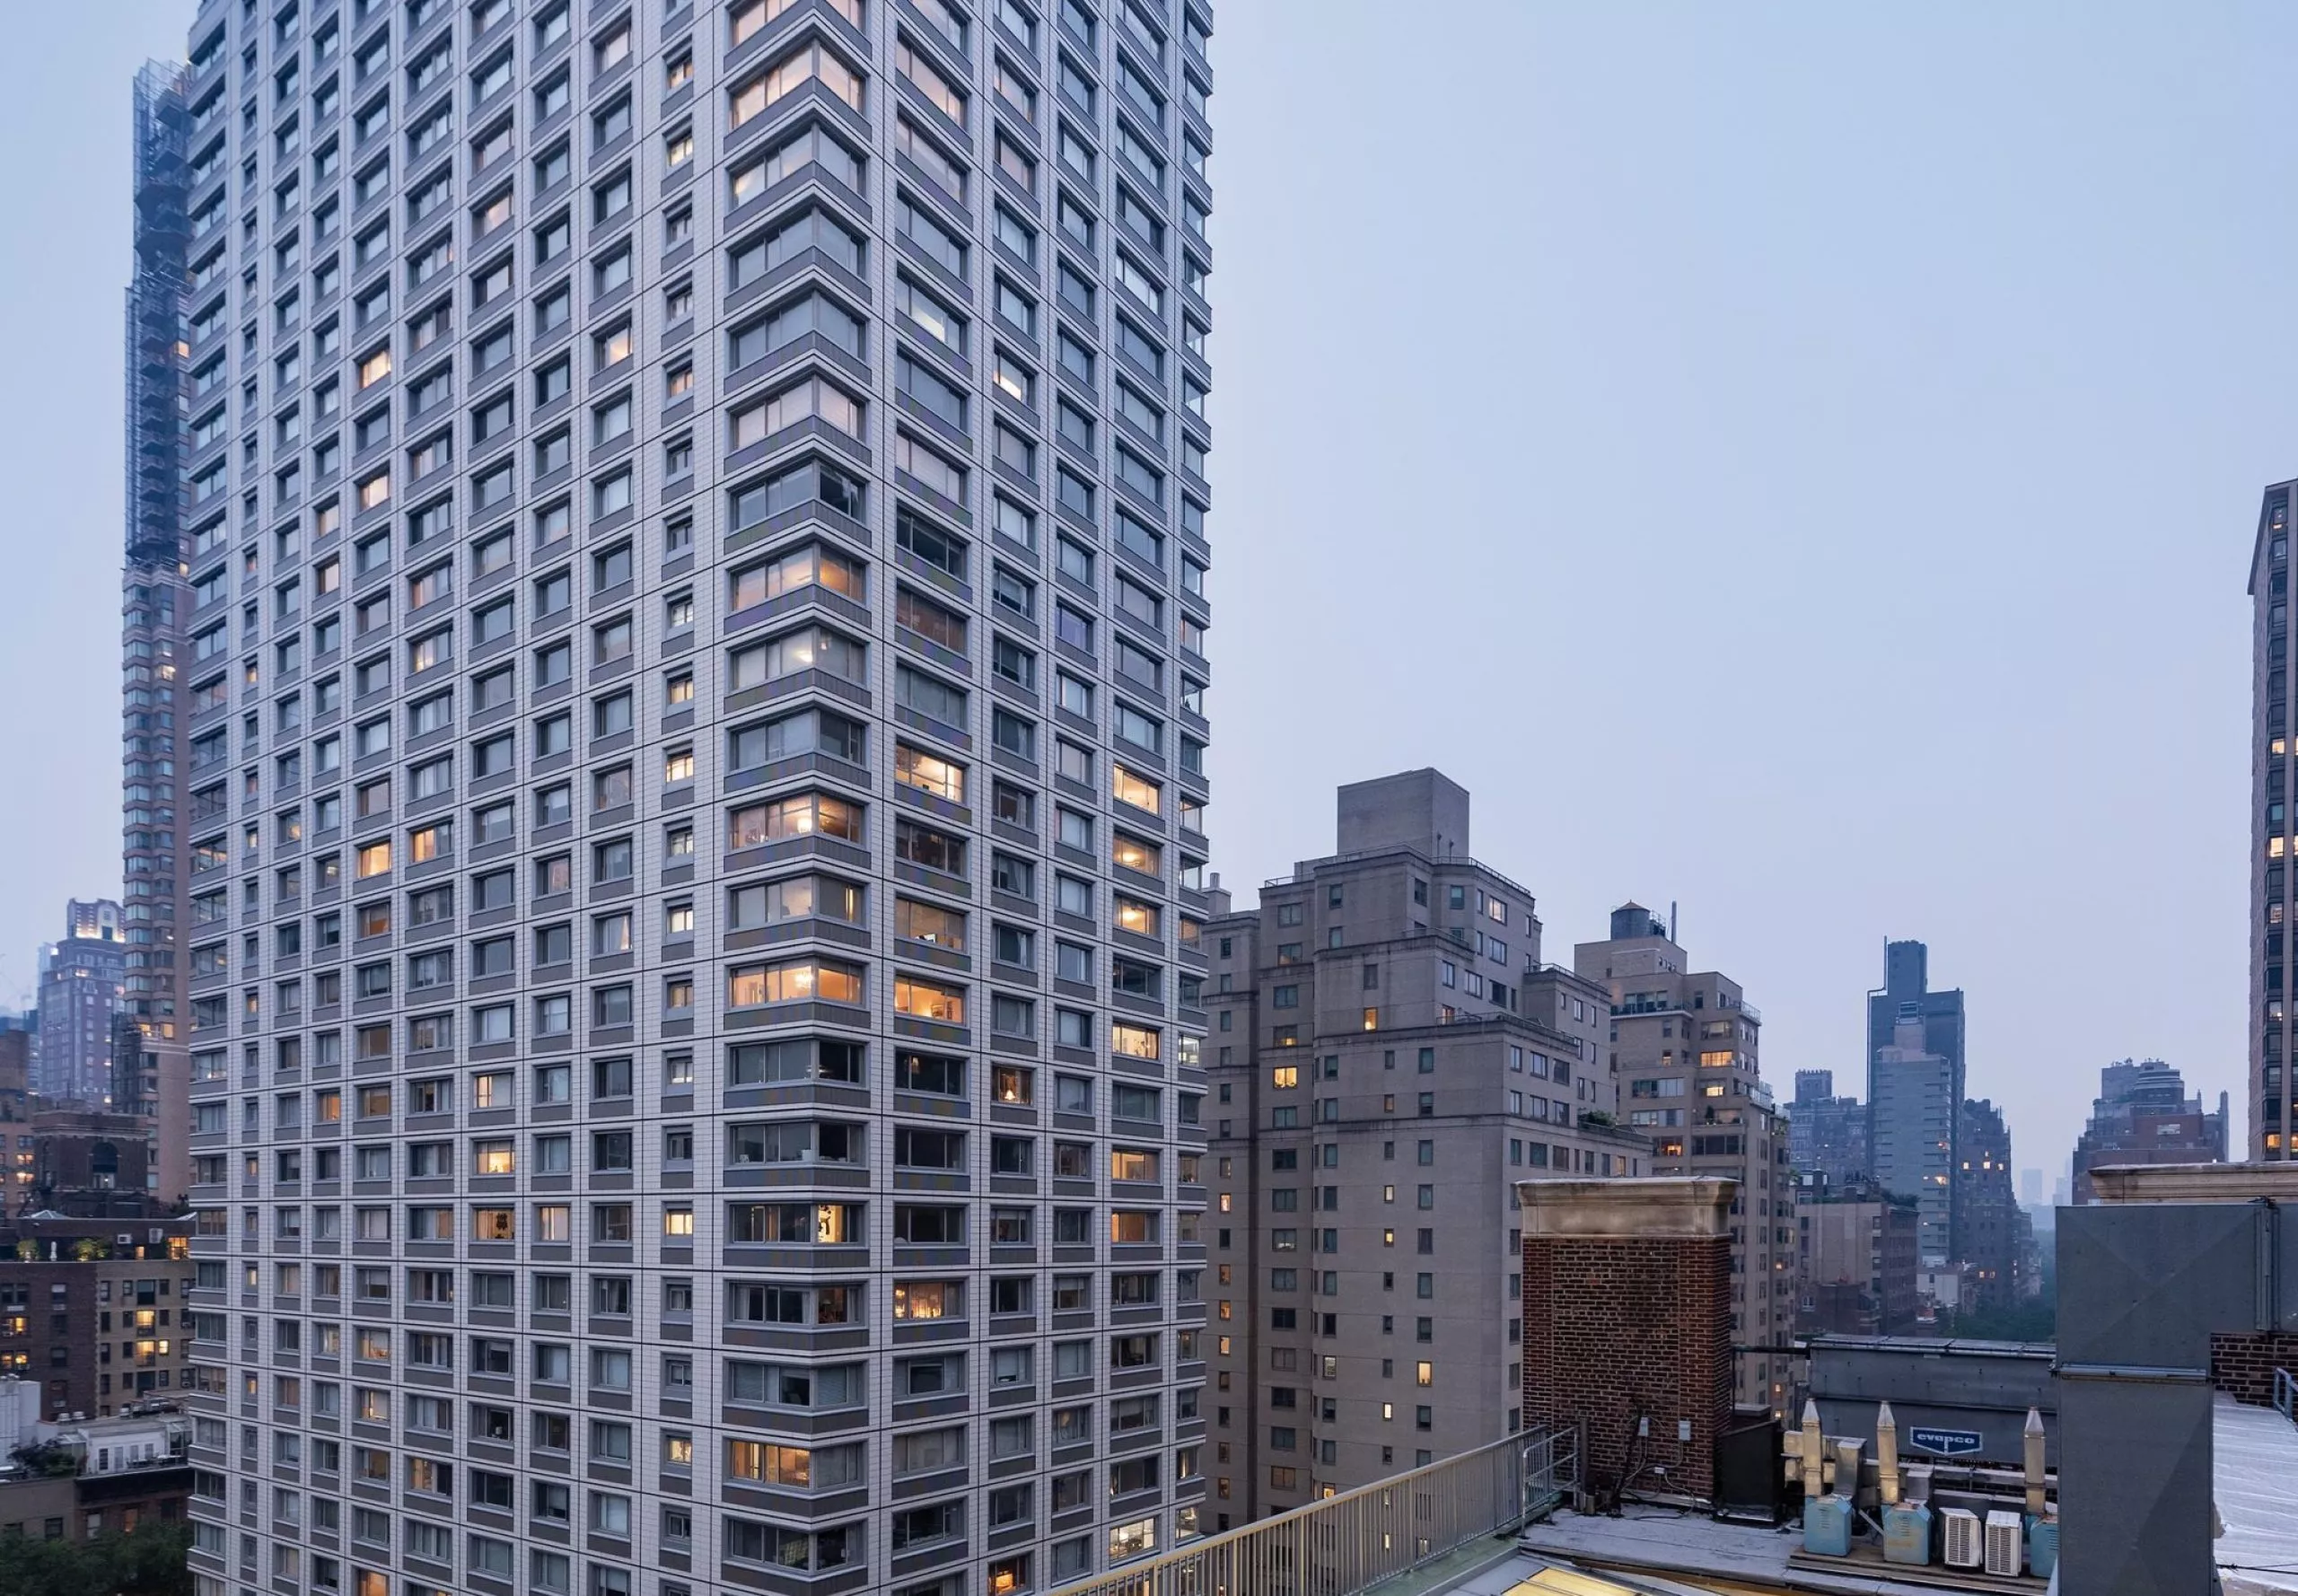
[[123, 60, 197, 1204], [169, 2, 1220, 1592], [2254, 484, 2293, 1159]]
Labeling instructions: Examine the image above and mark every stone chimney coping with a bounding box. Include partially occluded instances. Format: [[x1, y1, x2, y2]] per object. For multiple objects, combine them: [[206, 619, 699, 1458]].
[[1513, 1176, 1739, 1238]]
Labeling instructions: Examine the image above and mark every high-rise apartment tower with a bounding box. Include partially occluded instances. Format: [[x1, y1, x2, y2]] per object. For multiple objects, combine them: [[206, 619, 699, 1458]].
[[170, 2, 1220, 1592], [124, 59, 197, 1205], [2254, 484, 2294, 1159]]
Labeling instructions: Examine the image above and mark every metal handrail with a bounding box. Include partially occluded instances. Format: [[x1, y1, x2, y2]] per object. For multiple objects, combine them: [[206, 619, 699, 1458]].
[[1047, 1429, 1575, 1596], [1522, 1424, 1581, 1520], [2275, 1366, 2296, 1424]]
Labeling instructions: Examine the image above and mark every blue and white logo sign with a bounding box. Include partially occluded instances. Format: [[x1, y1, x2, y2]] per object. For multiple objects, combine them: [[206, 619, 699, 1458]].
[[1907, 1426, 1984, 1458]]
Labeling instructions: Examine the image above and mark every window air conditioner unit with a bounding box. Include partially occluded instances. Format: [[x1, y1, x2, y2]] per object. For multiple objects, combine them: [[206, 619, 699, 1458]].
[[1984, 1510, 2024, 1576], [1940, 1507, 1982, 1568]]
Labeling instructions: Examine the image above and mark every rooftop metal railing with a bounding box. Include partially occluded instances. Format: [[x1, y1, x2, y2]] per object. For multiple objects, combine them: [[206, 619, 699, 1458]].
[[1048, 1428, 1578, 1596]]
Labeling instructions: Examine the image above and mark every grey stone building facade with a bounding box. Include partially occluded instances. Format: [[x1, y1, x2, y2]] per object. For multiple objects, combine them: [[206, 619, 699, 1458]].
[[160, 1, 1220, 1592], [1203, 771, 1646, 1523]]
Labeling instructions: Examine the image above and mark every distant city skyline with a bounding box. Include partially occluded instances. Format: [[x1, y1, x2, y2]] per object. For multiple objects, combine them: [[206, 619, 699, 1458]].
[[6, 0, 2294, 1182]]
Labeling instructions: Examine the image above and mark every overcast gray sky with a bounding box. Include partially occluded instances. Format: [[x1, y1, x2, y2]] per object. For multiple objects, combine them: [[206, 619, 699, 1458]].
[[1, 2, 2286, 1185]]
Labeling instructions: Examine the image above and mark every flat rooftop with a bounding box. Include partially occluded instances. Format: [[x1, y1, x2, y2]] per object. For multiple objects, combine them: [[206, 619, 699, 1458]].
[[1410, 1397, 2294, 1595], [1405, 1512, 2023, 1596], [2215, 1393, 2298, 1594]]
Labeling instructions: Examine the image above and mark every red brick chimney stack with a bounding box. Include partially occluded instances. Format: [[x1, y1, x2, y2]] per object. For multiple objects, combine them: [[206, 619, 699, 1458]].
[[1518, 1177, 1737, 1505]]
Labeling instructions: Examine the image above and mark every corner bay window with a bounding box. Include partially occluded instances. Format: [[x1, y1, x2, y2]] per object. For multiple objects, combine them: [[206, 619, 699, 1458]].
[[727, 1037, 865, 1085], [730, 625, 867, 690], [731, 458, 866, 530], [727, 1120, 864, 1166], [729, 874, 866, 930], [730, 42, 865, 131], [726, 1281, 858, 1325], [731, 539, 867, 610], [726, 1439, 862, 1489], [730, 118, 865, 203], [725, 1358, 865, 1407], [732, 290, 864, 370], [728, 791, 864, 848], [726, 958, 865, 1007], [723, 1515, 862, 1573], [731, 373, 864, 447], [727, 1202, 862, 1245], [730, 708, 867, 769]]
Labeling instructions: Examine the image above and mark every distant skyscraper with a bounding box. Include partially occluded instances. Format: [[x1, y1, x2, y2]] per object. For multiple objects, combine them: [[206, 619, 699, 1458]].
[[1867, 940, 1963, 1258], [1955, 1097, 2030, 1311], [2071, 1058, 2229, 1203], [1870, 1015, 1953, 1263], [1788, 1067, 1867, 1187], [2253, 484, 2294, 1158], [36, 901, 126, 1106]]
